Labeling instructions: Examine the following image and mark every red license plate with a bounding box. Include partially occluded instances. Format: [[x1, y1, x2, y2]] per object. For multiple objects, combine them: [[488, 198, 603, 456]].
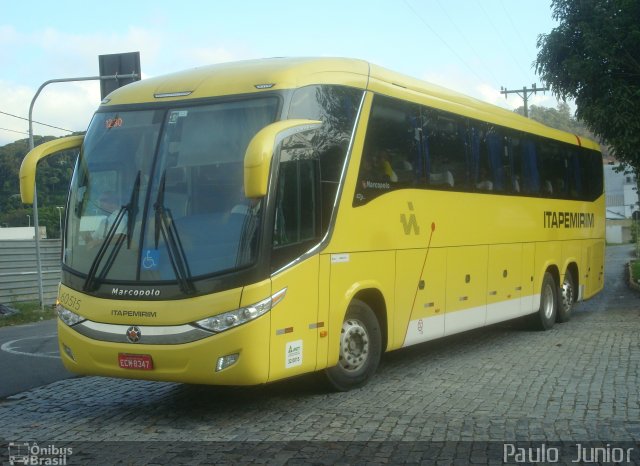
[[118, 353, 154, 370]]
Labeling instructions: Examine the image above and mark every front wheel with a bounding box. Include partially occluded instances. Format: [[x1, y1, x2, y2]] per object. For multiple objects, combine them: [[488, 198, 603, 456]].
[[532, 272, 558, 330], [324, 299, 382, 391]]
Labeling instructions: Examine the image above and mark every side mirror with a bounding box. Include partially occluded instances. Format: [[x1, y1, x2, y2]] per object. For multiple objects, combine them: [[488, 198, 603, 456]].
[[20, 135, 84, 204], [244, 119, 321, 198]]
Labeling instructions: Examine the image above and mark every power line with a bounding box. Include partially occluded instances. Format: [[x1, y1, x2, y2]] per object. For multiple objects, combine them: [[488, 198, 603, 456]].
[[476, 0, 531, 82], [500, 0, 535, 58], [402, 0, 486, 84], [434, 0, 501, 85], [0, 110, 73, 133], [0, 126, 29, 135]]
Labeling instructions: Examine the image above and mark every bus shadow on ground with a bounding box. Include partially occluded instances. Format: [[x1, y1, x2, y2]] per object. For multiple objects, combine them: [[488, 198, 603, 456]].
[[160, 315, 540, 409]]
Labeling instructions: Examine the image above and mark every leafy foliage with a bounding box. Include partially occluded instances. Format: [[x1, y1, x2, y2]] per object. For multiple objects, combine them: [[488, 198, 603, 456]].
[[514, 102, 590, 135], [535, 0, 640, 173], [0, 136, 78, 238]]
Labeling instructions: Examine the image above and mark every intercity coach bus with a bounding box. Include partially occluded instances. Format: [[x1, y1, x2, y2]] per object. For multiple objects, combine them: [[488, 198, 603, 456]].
[[20, 58, 604, 391]]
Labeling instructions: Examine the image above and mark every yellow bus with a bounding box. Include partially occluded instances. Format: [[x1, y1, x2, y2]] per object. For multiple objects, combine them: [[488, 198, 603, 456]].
[[20, 58, 604, 391]]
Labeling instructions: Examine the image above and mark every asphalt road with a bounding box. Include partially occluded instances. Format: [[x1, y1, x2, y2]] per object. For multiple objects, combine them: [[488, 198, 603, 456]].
[[0, 319, 75, 398]]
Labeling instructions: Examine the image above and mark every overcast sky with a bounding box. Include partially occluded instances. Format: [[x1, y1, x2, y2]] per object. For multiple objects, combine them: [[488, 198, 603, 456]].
[[0, 0, 561, 147]]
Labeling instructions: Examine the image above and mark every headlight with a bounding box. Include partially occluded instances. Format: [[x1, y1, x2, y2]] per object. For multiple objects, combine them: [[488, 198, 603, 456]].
[[195, 288, 286, 333], [56, 304, 86, 326]]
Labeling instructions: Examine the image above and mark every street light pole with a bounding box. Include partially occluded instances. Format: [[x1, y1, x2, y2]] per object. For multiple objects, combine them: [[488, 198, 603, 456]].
[[56, 206, 64, 239], [28, 72, 139, 310], [27, 214, 31, 227]]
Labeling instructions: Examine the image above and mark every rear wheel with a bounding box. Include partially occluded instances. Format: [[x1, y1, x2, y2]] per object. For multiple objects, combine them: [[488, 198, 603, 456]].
[[557, 270, 575, 323], [325, 299, 382, 391], [532, 272, 558, 330]]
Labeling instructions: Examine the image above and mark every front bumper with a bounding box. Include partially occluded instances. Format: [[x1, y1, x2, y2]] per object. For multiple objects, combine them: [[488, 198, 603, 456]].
[[57, 314, 270, 385]]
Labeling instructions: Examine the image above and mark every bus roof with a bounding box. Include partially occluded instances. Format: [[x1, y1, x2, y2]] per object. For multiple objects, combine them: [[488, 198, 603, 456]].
[[102, 57, 599, 150]]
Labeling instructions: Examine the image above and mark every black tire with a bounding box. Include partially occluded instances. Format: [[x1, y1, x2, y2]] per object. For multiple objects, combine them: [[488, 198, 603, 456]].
[[557, 270, 575, 323], [532, 271, 558, 330], [324, 299, 382, 391]]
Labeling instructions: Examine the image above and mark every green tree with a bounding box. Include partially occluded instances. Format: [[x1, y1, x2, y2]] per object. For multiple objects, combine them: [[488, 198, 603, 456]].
[[514, 102, 588, 135], [0, 136, 78, 237], [535, 0, 640, 174]]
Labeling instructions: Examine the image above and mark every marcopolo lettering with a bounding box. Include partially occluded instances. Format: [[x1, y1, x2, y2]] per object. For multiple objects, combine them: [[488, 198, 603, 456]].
[[362, 180, 391, 190], [111, 309, 158, 318], [111, 287, 161, 297], [543, 211, 594, 229]]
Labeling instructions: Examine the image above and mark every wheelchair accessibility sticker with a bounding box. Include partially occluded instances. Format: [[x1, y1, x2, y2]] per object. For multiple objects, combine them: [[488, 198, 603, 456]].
[[141, 249, 160, 270]]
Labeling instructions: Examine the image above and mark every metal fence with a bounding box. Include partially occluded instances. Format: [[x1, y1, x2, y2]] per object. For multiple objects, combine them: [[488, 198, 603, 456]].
[[0, 239, 62, 305]]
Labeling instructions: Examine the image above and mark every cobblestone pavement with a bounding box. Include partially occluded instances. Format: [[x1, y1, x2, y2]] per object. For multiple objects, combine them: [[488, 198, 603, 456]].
[[1, 245, 639, 464]]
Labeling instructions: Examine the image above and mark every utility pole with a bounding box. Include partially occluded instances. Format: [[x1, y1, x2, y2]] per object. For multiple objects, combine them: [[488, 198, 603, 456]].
[[500, 84, 549, 118]]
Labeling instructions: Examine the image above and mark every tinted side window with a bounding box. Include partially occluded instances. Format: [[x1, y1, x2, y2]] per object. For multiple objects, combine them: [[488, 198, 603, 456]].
[[289, 85, 363, 229], [585, 149, 604, 201], [469, 124, 507, 193], [354, 95, 420, 205], [510, 134, 541, 195], [566, 147, 603, 201], [538, 139, 569, 197], [568, 148, 584, 199], [424, 109, 469, 191], [271, 131, 320, 271], [352, 94, 603, 205]]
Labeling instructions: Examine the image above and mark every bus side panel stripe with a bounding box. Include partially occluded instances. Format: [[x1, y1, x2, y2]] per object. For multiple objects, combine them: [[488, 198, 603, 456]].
[[402, 295, 542, 348], [403, 314, 445, 347]]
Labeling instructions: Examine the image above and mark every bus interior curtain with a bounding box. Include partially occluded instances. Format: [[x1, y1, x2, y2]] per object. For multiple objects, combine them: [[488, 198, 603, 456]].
[[411, 115, 426, 182], [507, 138, 517, 192], [417, 119, 431, 184], [570, 150, 582, 197], [459, 123, 471, 186], [469, 126, 480, 183], [487, 133, 504, 190], [522, 140, 540, 193]]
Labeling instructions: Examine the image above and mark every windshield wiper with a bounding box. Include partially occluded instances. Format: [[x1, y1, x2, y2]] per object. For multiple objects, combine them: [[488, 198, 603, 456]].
[[154, 171, 196, 294], [83, 172, 141, 292], [126, 172, 141, 249]]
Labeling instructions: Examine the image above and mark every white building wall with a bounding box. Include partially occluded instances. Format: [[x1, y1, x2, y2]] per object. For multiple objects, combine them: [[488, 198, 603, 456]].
[[604, 164, 638, 219], [0, 227, 47, 240]]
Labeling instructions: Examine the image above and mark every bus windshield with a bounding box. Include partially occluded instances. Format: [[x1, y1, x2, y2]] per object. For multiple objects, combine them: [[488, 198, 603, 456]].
[[64, 97, 280, 287]]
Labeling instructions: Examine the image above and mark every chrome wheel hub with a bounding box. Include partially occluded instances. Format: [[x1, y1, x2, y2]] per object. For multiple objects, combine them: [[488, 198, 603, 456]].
[[338, 318, 369, 372], [542, 283, 555, 320], [562, 278, 573, 312]]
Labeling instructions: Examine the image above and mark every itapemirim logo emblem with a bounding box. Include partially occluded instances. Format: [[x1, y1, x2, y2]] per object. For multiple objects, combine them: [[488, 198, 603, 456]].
[[400, 201, 420, 235], [7, 441, 72, 465]]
